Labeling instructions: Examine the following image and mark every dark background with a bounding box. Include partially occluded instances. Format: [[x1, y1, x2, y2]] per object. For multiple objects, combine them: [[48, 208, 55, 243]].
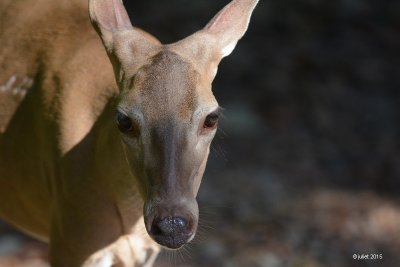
[[1, 0, 399, 266]]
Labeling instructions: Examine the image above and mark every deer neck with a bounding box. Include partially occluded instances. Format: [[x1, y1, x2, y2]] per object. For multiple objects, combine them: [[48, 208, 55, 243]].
[[83, 100, 145, 233]]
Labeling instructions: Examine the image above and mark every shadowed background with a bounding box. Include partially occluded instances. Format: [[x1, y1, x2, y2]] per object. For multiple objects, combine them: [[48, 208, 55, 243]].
[[1, 0, 399, 266]]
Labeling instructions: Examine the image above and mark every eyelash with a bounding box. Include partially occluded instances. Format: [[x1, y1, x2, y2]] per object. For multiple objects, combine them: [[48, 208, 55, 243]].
[[115, 111, 135, 134], [203, 112, 220, 129]]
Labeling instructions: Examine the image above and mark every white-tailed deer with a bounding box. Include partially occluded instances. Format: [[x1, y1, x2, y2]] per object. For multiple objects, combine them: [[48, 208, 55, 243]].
[[0, 0, 258, 266]]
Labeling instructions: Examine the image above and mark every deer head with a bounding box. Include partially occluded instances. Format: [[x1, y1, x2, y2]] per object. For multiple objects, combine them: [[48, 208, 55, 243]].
[[89, 0, 258, 249]]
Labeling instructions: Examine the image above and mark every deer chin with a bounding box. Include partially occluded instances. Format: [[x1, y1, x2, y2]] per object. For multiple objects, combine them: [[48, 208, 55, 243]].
[[143, 198, 199, 249], [151, 231, 196, 249]]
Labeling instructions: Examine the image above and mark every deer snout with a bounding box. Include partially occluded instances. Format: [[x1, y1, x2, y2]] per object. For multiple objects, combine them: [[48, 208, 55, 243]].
[[150, 215, 194, 249], [144, 199, 198, 249]]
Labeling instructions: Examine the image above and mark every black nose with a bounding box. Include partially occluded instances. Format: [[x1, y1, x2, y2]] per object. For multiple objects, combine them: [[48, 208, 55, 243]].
[[150, 216, 193, 248], [151, 217, 187, 235]]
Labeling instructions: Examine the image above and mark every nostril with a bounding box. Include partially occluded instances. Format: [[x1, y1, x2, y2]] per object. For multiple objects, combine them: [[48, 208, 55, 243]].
[[150, 220, 163, 236], [151, 216, 189, 236]]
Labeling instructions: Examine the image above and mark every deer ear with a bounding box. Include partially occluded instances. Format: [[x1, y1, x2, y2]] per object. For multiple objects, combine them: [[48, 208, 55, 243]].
[[89, 0, 133, 51], [89, 0, 161, 85], [203, 0, 258, 59]]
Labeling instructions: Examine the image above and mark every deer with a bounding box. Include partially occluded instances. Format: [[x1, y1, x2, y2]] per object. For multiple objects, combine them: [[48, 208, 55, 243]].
[[0, 0, 258, 266]]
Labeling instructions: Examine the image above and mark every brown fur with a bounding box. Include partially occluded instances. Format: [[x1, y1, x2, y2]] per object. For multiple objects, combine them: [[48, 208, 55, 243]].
[[0, 0, 258, 266]]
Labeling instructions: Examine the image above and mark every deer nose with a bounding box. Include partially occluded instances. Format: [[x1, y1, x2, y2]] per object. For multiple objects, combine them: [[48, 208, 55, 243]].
[[150, 216, 193, 249], [151, 217, 187, 235]]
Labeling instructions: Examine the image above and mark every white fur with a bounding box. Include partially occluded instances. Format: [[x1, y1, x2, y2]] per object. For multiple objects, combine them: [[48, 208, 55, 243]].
[[82, 218, 160, 267], [0, 75, 16, 92], [221, 41, 237, 58], [83, 251, 114, 267], [95, 253, 113, 267], [0, 75, 32, 98], [130, 236, 148, 264]]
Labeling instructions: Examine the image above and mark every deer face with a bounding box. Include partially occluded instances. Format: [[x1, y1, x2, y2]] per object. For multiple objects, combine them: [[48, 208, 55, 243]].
[[89, 0, 258, 249], [116, 50, 219, 248]]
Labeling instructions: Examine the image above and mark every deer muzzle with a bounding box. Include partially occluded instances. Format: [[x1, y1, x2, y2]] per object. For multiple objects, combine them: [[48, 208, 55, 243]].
[[144, 196, 198, 249]]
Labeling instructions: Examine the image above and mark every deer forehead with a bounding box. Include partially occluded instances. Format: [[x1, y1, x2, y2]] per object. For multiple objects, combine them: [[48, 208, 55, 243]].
[[121, 50, 217, 122]]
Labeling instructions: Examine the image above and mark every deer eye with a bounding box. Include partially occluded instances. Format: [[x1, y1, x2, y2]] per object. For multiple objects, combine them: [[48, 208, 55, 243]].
[[116, 112, 134, 133], [204, 112, 219, 129]]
